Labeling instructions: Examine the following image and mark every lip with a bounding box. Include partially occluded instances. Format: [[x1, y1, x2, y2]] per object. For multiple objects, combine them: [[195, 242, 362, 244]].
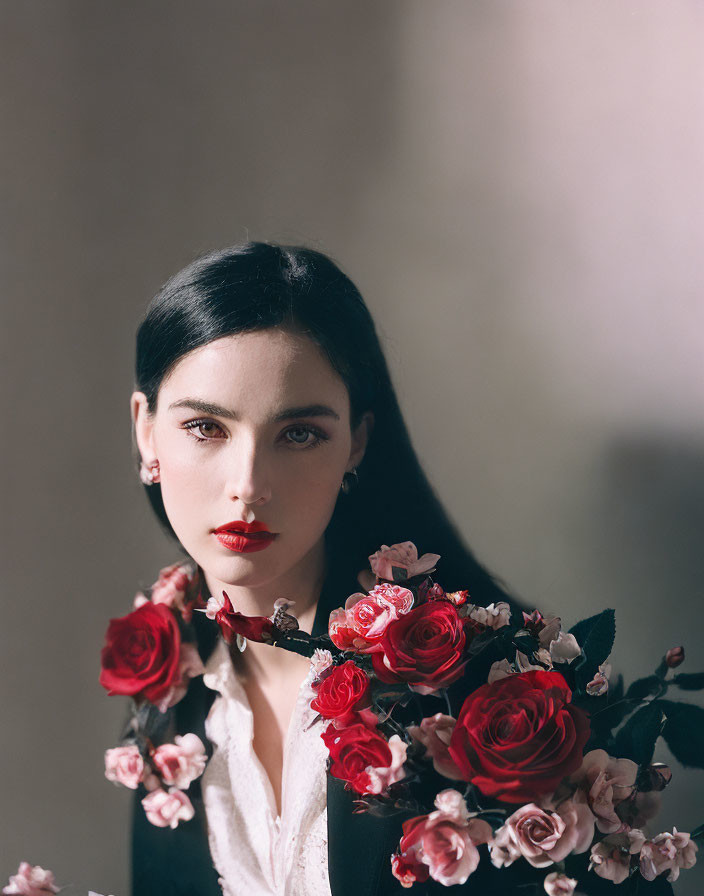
[[214, 531, 277, 553], [213, 520, 273, 535]]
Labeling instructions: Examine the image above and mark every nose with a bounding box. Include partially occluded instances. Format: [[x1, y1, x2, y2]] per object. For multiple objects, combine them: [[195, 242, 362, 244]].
[[224, 435, 272, 507]]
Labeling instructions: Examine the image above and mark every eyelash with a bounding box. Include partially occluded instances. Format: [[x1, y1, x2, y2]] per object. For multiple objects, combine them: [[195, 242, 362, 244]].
[[181, 418, 330, 450]]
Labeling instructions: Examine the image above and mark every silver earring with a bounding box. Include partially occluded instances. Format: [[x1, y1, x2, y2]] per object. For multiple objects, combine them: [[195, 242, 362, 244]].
[[236, 634, 247, 652], [139, 459, 161, 485], [340, 467, 358, 494]]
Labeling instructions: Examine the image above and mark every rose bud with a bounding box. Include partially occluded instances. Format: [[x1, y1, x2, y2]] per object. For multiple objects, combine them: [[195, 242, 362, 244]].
[[445, 589, 469, 607], [666, 646, 685, 668], [215, 591, 276, 645], [269, 597, 299, 632], [417, 580, 447, 602]]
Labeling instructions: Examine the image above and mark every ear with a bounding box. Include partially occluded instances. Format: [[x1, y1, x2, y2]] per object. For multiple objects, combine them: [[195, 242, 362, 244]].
[[347, 411, 374, 470], [131, 390, 157, 463]]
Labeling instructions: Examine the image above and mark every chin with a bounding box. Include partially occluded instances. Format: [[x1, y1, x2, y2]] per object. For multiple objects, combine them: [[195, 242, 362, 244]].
[[212, 552, 284, 588]]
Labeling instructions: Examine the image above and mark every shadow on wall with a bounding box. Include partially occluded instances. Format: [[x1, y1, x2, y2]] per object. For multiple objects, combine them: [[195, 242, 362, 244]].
[[589, 434, 704, 891], [595, 437, 704, 612]]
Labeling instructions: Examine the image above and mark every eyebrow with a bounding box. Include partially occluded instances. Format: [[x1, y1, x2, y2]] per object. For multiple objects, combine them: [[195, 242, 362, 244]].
[[168, 398, 341, 423]]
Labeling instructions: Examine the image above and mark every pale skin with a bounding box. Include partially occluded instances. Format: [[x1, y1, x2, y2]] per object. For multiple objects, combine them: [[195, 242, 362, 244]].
[[131, 327, 373, 817]]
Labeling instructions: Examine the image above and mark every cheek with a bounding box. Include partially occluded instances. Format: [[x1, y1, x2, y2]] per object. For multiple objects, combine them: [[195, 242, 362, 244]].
[[279, 454, 346, 526], [157, 440, 223, 517]]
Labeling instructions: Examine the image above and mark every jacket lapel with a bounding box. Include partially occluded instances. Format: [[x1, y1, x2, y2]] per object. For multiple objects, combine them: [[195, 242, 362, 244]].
[[134, 564, 405, 896], [325, 776, 407, 896]]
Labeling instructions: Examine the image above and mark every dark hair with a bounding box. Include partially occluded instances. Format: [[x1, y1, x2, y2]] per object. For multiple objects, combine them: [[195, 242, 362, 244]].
[[134, 242, 515, 611]]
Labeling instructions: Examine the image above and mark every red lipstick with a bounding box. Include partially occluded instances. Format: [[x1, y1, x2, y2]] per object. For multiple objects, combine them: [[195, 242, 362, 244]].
[[213, 520, 276, 553]]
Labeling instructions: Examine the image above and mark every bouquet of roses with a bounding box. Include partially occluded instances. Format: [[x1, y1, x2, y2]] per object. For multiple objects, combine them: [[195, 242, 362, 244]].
[[202, 542, 704, 895], [99, 561, 210, 828], [98, 546, 704, 894]]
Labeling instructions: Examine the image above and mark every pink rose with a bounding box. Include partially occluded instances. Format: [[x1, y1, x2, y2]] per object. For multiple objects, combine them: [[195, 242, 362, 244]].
[[2, 863, 59, 896], [141, 787, 195, 828], [104, 744, 145, 789], [489, 823, 522, 869], [487, 659, 515, 683], [549, 794, 596, 861], [589, 831, 644, 884], [521, 612, 582, 664], [150, 561, 197, 622], [549, 632, 581, 665], [492, 805, 566, 869], [467, 601, 512, 631], [329, 583, 414, 653], [364, 734, 408, 795], [392, 790, 492, 887], [368, 542, 440, 582], [543, 872, 578, 896], [569, 749, 637, 834], [616, 789, 661, 830], [152, 733, 207, 789], [639, 828, 698, 883], [408, 713, 463, 780], [491, 798, 594, 870]]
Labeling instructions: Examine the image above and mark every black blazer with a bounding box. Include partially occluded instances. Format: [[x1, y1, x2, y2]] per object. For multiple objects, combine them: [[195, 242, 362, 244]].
[[130, 569, 545, 896]]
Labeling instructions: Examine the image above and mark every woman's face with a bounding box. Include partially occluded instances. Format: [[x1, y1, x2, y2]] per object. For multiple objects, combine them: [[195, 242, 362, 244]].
[[131, 328, 371, 590]]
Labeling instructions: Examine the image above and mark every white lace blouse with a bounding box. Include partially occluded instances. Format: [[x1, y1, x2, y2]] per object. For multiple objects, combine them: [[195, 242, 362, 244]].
[[201, 638, 333, 896]]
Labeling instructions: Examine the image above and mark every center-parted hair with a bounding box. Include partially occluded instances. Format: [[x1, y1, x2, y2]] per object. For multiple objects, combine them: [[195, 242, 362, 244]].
[[134, 241, 514, 611]]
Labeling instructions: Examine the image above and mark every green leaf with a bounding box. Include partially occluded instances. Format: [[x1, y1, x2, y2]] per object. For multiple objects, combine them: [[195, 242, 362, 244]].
[[569, 609, 616, 690], [659, 700, 704, 768], [690, 821, 704, 841], [512, 631, 539, 656], [569, 609, 615, 651], [612, 701, 665, 765], [672, 672, 704, 691], [639, 876, 675, 896], [391, 565, 408, 583], [626, 675, 663, 701]]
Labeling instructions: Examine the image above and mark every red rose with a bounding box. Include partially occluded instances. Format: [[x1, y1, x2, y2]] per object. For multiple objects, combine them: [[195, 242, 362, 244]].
[[372, 601, 468, 694], [311, 661, 372, 723], [100, 603, 182, 703], [321, 719, 392, 794], [448, 670, 591, 803]]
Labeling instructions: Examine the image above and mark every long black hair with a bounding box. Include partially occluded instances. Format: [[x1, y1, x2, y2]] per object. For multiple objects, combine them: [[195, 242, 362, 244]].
[[134, 242, 515, 613]]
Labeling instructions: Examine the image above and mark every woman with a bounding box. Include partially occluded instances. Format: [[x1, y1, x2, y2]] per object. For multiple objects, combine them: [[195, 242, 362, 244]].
[[128, 242, 518, 896]]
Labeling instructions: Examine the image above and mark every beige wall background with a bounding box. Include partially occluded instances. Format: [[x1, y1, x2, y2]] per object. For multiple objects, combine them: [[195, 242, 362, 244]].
[[1, 2, 703, 893]]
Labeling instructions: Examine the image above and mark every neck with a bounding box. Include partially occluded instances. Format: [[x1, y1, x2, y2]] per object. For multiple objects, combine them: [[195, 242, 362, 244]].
[[199, 539, 327, 682]]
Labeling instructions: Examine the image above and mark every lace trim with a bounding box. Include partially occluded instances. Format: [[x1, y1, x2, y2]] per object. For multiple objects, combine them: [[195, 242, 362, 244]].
[[201, 639, 332, 896]]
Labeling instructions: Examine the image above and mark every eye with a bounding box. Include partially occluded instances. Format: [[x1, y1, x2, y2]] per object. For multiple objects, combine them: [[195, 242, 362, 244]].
[[182, 419, 226, 443], [282, 425, 329, 449]]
